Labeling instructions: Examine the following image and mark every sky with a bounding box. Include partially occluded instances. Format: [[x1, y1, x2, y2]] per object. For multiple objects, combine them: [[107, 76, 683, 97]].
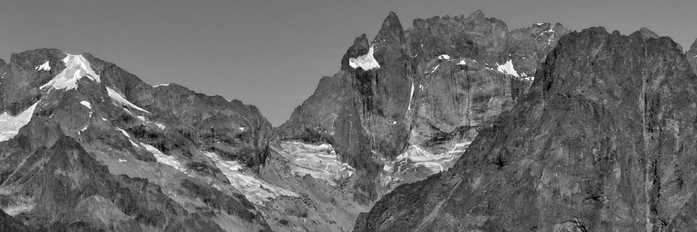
[[1, 0, 695, 125]]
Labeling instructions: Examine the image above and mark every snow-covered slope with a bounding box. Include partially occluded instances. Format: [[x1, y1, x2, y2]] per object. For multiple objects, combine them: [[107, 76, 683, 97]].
[[348, 46, 380, 70], [0, 102, 38, 141], [40, 54, 100, 90]]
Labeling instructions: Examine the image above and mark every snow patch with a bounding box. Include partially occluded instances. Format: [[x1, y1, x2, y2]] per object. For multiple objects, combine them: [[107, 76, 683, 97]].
[[80, 101, 92, 109], [0, 102, 38, 142], [116, 128, 139, 147], [41, 54, 100, 90], [520, 73, 535, 82], [203, 151, 297, 205], [141, 143, 188, 173], [135, 115, 166, 130], [153, 83, 170, 88], [390, 142, 470, 174], [277, 141, 355, 186], [35, 61, 51, 71], [496, 60, 520, 77], [2, 202, 35, 216], [407, 81, 415, 111], [154, 122, 166, 130], [106, 87, 150, 113], [348, 46, 380, 70]]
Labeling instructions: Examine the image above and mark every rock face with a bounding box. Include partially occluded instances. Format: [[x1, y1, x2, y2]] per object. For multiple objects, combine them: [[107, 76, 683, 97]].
[[687, 38, 697, 74], [354, 27, 697, 232], [277, 10, 568, 206]]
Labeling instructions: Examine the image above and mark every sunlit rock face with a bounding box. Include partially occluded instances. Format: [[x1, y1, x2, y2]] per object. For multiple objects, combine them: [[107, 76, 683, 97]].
[[355, 27, 697, 232]]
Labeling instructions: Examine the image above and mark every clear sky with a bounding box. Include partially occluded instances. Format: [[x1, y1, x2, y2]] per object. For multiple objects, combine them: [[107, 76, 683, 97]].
[[1, 0, 695, 125]]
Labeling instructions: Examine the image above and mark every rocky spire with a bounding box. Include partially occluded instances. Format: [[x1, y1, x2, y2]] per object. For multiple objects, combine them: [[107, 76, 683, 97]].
[[371, 11, 408, 70], [373, 11, 405, 46]]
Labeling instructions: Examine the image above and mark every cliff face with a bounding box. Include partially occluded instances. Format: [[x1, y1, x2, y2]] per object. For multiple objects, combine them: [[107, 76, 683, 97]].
[[354, 27, 697, 232], [687, 38, 697, 74], [277, 10, 568, 201]]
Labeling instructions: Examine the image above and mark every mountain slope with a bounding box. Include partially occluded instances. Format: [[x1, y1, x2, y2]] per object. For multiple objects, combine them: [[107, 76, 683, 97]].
[[354, 27, 697, 232], [0, 49, 311, 231]]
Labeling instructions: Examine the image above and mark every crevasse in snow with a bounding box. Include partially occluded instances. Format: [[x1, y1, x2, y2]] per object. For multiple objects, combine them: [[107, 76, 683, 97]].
[[41, 54, 100, 90], [0, 102, 39, 142], [348, 46, 380, 70]]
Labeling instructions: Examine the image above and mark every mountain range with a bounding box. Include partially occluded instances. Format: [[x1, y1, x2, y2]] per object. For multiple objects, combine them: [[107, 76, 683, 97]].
[[1, 9, 697, 232]]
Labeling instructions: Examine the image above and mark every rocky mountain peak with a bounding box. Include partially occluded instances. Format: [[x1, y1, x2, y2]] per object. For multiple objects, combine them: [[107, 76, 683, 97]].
[[354, 26, 697, 232], [374, 11, 405, 46]]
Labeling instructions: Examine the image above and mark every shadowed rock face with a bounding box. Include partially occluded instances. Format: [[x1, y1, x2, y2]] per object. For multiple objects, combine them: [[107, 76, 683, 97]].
[[688, 39, 697, 74], [277, 10, 568, 201], [354, 27, 697, 232]]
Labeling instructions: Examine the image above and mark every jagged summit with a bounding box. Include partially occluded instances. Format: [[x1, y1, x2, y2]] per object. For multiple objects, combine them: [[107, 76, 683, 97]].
[[374, 11, 405, 45]]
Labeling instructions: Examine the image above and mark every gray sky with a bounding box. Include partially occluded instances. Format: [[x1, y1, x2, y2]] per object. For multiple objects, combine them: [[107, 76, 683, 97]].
[[1, 0, 695, 125]]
